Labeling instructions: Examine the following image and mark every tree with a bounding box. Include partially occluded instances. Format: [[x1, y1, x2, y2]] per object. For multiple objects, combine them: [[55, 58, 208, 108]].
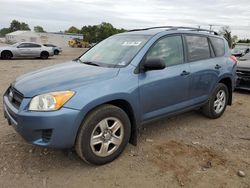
[[80, 22, 126, 43], [34, 26, 45, 32], [0, 28, 11, 37], [238, 39, 250, 43], [66, 26, 80, 33], [9, 19, 30, 32], [220, 26, 238, 48]]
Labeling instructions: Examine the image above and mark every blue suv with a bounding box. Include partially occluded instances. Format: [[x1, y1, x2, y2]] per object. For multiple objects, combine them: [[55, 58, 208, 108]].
[[3, 26, 237, 165]]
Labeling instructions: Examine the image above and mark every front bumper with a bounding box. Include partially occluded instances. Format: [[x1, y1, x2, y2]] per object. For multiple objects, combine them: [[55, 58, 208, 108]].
[[3, 92, 81, 148], [236, 68, 250, 91]]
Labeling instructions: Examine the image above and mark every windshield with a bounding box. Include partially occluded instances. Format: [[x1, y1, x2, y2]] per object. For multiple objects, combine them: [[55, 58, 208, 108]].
[[233, 45, 249, 50], [79, 35, 151, 67]]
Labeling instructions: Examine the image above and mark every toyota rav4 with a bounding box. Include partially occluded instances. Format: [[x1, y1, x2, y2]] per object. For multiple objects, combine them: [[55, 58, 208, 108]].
[[3, 26, 237, 165]]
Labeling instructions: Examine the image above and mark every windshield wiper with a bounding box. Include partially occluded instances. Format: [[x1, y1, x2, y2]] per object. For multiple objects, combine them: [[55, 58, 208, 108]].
[[81, 61, 100, 67]]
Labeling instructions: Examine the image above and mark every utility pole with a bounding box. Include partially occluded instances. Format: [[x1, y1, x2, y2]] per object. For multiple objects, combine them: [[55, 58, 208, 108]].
[[209, 24, 213, 31]]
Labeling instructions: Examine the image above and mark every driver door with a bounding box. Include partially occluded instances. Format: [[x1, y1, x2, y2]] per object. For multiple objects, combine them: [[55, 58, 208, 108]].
[[138, 35, 191, 121], [17, 43, 32, 56]]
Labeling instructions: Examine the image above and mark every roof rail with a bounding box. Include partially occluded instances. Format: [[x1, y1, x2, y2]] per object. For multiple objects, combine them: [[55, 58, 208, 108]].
[[128, 26, 218, 35]]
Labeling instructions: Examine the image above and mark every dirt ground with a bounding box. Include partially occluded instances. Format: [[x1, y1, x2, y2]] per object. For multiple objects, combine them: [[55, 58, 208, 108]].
[[0, 44, 249, 188]]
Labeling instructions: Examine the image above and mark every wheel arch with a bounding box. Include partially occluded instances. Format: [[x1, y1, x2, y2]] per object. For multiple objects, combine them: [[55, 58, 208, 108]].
[[40, 51, 49, 56], [1, 50, 13, 58], [74, 98, 139, 147], [218, 76, 233, 105]]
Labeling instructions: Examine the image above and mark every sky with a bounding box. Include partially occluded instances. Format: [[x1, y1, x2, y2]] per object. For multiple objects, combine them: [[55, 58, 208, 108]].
[[1, 0, 250, 38]]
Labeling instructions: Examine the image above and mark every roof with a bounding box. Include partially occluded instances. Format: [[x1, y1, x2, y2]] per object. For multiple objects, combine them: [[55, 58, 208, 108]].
[[118, 26, 220, 38], [6, 30, 82, 37]]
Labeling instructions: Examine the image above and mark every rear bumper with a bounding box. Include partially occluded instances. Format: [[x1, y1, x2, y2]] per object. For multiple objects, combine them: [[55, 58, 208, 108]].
[[3, 93, 81, 148]]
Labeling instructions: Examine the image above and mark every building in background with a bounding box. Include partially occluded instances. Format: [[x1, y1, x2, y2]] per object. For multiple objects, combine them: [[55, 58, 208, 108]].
[[5, 30, 83, 47]]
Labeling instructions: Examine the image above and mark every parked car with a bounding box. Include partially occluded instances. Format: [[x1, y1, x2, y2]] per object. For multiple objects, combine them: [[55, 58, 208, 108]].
[[231, 44, 250, 57], [3, 26, 237, 165], [236, 53, 250, 90], [0, 42, 54, 59], [43, 44, 62, 55]]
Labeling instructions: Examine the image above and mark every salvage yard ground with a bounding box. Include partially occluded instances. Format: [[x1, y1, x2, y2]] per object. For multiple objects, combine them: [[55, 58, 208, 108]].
[[0, 44, 249, 188]]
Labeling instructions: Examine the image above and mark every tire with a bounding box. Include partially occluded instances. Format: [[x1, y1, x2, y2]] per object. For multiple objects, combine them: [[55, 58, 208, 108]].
[[54, 50, 59, 55], [1, 51, 12, 60], [75, 104, 131, 165], [40, 51, 49, 59], [202, 83, 229, 119]]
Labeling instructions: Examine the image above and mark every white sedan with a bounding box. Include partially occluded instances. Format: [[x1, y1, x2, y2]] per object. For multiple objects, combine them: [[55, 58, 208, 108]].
[[0, 42, 54, 60]]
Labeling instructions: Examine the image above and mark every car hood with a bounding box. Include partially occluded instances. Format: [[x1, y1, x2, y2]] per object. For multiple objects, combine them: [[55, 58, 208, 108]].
[[12, 61, 120, 97], [237, 60, 250, 70], [0, 46, 13, 51]]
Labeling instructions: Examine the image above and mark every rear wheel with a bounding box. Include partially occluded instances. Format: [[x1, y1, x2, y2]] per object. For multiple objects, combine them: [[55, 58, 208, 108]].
[[54, 50, 59, 55], [75, 104, 131, 165], [40, 51, 49, 59], [202, 83, 229, 119], [1, 51, 12, 60]]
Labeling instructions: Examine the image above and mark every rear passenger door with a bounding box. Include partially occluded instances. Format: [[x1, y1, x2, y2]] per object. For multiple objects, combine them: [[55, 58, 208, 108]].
[[139, 35, 191, 121], [185, 35, 220, 104], [29, 43, 42, 56]]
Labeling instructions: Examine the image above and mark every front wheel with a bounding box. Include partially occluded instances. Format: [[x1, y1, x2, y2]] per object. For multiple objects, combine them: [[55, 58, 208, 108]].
[[1, 51, 12, 60], [202, 83, 229, 119], [40, 51, 49, 59], [75, 104, 131, 165]]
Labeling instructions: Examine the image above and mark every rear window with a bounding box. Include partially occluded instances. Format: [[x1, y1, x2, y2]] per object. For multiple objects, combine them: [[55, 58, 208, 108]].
[[185, 35, 210, 62], [210, 37, 225, 57]]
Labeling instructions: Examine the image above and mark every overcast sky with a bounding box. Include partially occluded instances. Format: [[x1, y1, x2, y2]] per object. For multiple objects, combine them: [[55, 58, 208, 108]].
[[1, 0, 250, 38]]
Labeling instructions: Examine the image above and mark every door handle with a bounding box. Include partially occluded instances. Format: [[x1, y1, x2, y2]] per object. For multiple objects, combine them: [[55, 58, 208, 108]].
[[215, 64, 221, 69], [180, 70, 190, 76]]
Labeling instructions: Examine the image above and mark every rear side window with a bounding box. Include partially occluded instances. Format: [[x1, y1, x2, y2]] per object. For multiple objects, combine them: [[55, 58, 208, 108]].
[[146, 35, 184, 67], [210, 37, 225, 57], [185, 35, 210, 62], [29, 43, 41, 48]]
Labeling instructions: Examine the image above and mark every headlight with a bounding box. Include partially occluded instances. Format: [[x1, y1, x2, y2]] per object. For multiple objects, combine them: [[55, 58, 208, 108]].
[[29, 91, 75, 111]]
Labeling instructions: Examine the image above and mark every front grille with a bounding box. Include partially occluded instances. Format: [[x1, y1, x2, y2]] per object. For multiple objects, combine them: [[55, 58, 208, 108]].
[[8, 87, 24, 109], [237, 69, 250, 80]]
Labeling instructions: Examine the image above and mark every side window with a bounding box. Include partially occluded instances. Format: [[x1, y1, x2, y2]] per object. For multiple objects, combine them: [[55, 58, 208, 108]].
[[210, 37, 225, 57], [146, 36, 184, 67], [17, 43, 29, 48], [185, 35, 210, 62], [29, 43, 41, 48]]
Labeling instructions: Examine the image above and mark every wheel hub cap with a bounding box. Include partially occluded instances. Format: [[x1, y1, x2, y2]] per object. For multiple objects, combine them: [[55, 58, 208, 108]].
[[214, 90, 226, 114], [103, 130, 112, 140], [90, 117, 124, 157]]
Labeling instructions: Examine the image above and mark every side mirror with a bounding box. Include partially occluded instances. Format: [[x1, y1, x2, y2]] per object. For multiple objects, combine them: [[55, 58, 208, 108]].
[[142, 58, 165, 71], [246, 48, 250, 53]]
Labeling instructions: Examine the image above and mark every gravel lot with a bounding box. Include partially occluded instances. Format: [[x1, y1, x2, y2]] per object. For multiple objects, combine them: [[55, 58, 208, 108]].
[[0, 44, 249, 188]]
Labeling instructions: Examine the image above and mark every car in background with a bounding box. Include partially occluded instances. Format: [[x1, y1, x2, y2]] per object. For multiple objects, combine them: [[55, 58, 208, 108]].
[[43, 44, 62, 55], [231, 44, 250, 57], [0, 42, 54, 60], [236, 53, 250, 90]]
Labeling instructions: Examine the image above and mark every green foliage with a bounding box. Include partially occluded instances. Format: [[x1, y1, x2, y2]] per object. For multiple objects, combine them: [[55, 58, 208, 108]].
[[9, 20, 30, 32], [0, 20, 31, 37], [0, 28, 11, 37], [220, 26, 238, 48], [80, 22, 126, 43], [66, 26, 80, 34], [34, 26, 45, 33], [238, 39, 250, 43]]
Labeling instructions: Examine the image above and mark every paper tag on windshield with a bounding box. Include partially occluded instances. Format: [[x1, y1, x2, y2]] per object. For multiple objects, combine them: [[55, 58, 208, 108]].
[[122, 41, 142, 46]]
